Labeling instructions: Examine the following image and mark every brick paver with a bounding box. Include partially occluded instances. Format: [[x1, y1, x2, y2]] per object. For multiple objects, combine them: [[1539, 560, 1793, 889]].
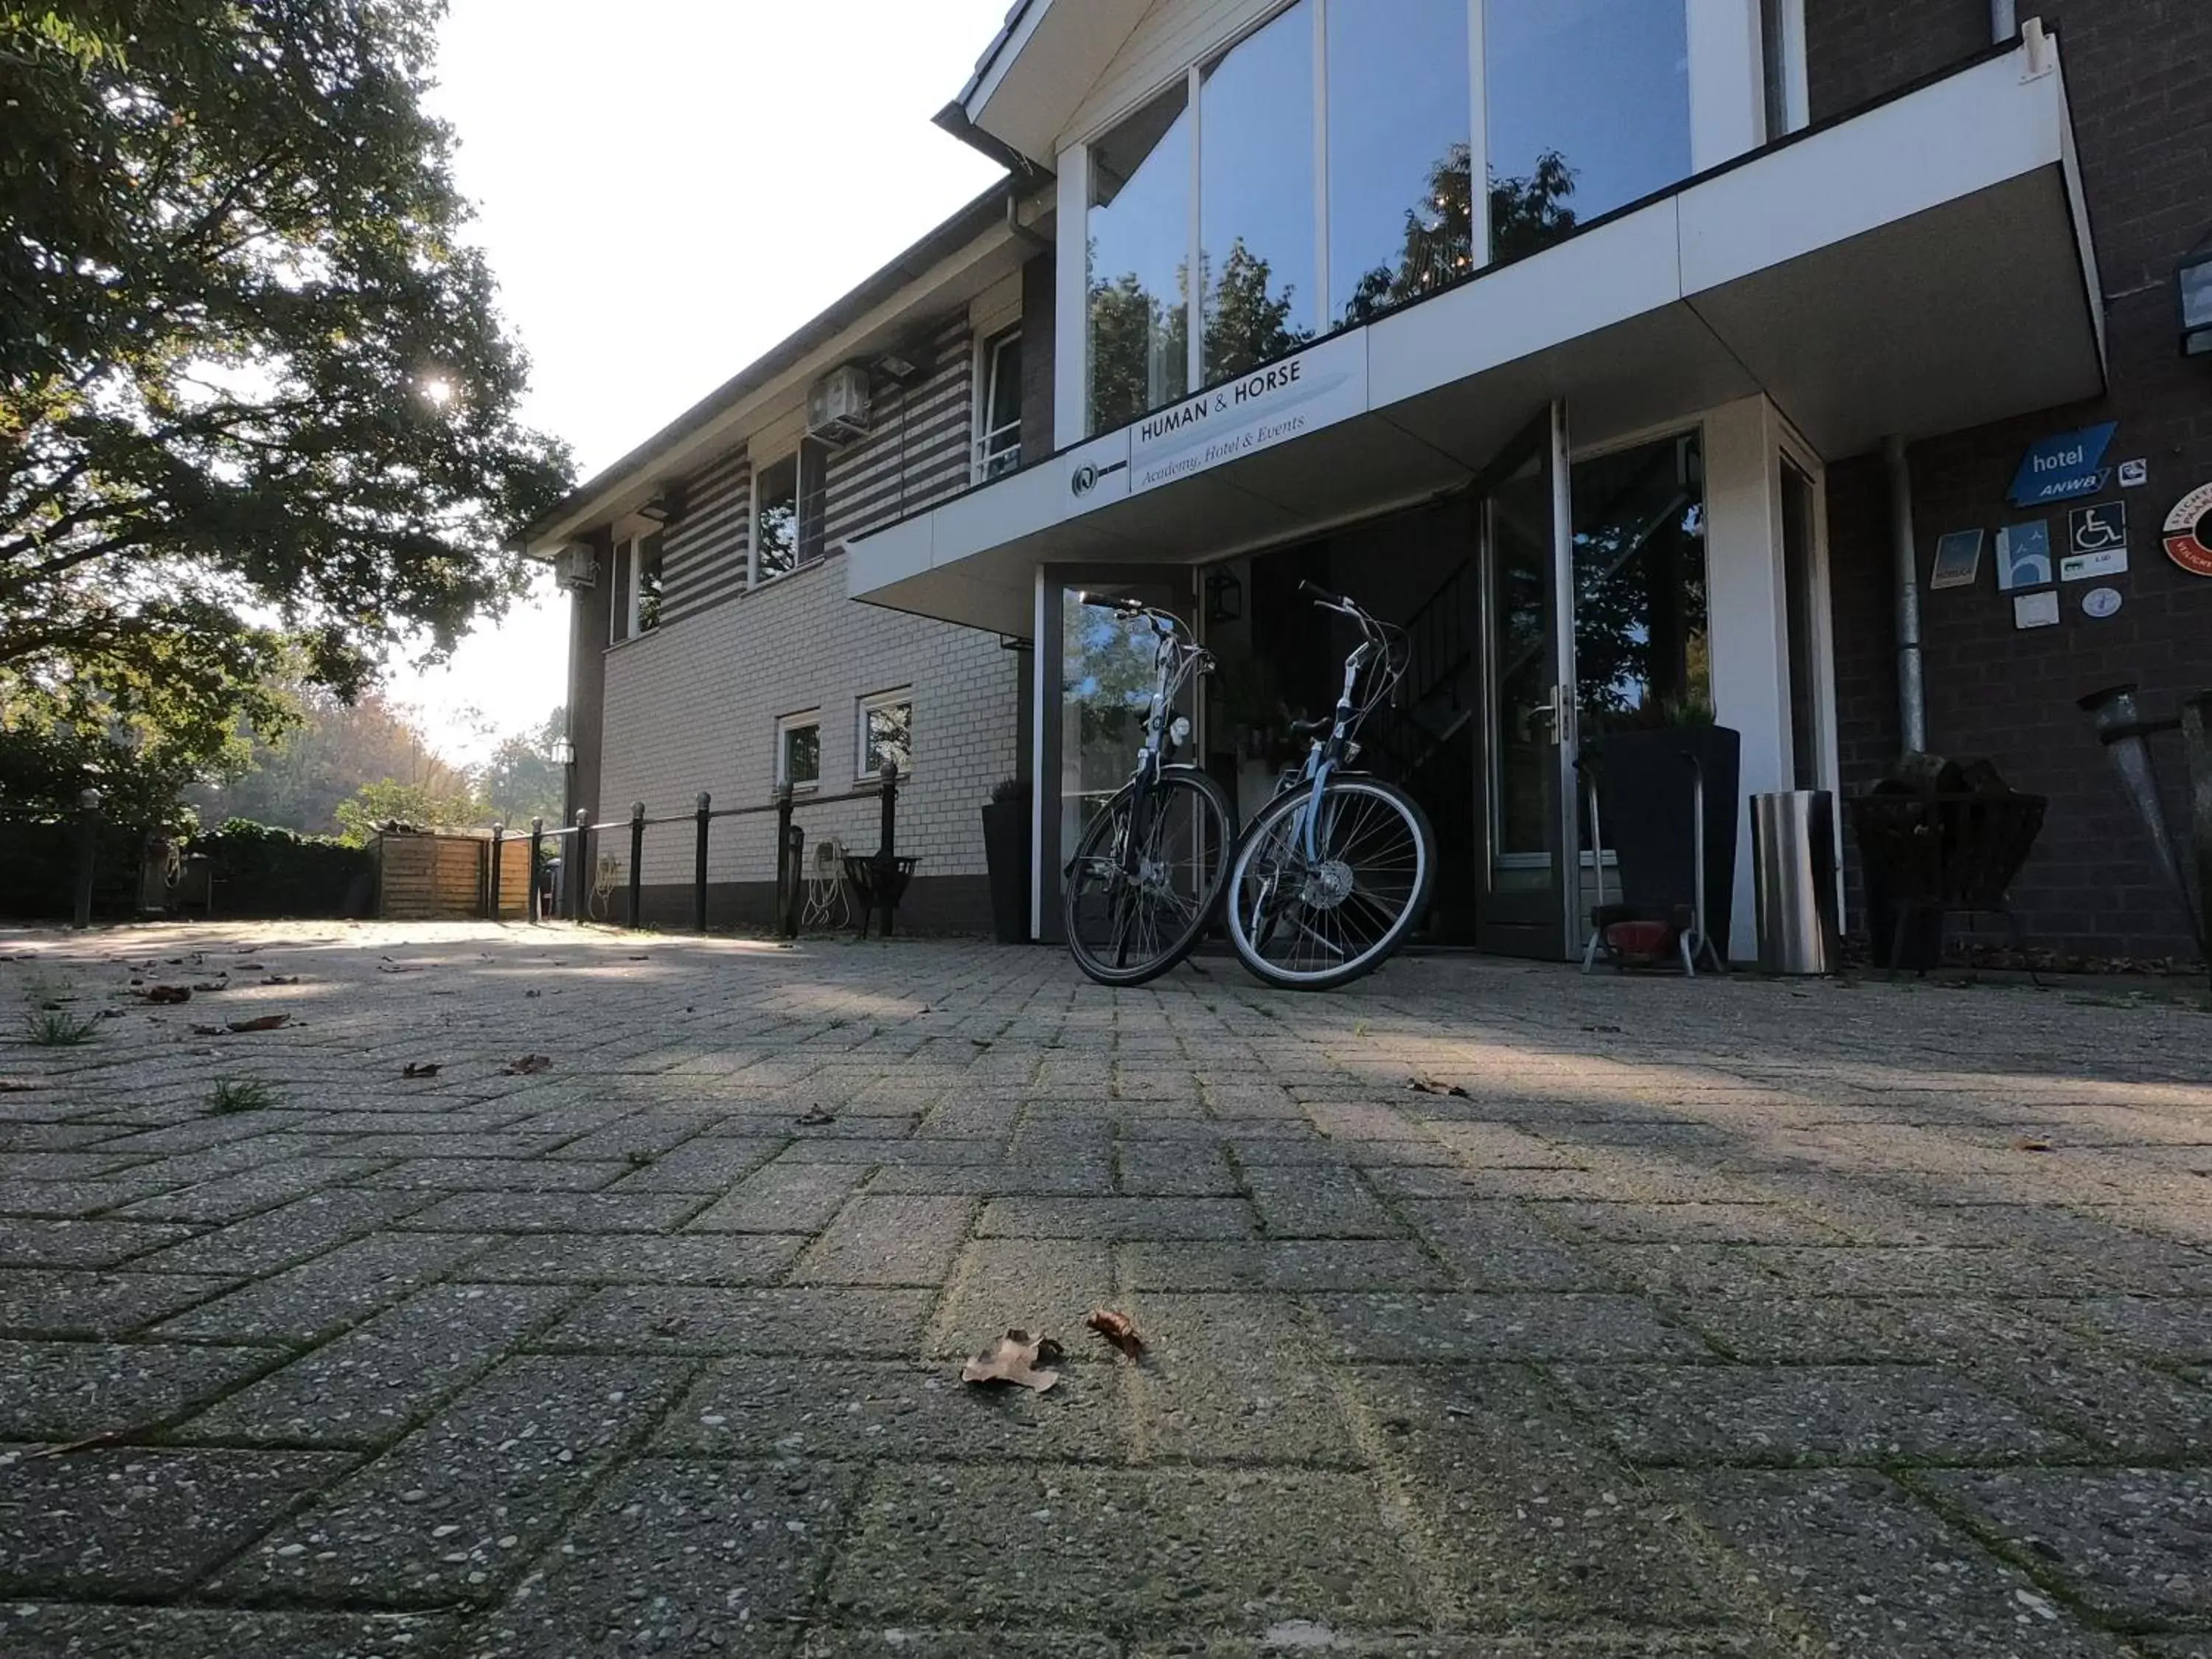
[[1, 919, 2208, 1655]]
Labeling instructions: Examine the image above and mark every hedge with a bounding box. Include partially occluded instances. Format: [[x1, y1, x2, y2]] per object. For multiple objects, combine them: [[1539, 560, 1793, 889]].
[[0, 817, 373, 921]]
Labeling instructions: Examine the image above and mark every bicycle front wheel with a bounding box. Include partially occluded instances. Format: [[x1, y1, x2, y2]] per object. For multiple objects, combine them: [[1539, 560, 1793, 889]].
[[1225, 775, 1433, 990], [1063, 766, 1234, 987]]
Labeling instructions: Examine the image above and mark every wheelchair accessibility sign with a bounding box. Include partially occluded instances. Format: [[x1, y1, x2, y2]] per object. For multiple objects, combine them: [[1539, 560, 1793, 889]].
[[2062, 501, 2129, 580]]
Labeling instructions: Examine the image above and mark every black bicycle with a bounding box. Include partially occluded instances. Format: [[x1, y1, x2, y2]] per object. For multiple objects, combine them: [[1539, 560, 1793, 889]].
[[1062, 595, 1236, 987], [1224, 582, 1436, 990]]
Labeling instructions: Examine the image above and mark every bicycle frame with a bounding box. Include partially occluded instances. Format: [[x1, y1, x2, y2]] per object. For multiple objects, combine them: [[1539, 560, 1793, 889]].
[[1077, 596, 1211, 873], [1278, 591, 1404, 863]]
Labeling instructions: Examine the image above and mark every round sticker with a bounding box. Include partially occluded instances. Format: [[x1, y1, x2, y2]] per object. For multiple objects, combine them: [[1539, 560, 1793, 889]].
[[2082, 585, 2124, 619], [2163, 483, 2212, 577]]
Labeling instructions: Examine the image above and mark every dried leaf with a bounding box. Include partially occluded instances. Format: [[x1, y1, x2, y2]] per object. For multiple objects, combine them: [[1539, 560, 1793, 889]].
[[796, 1105, 835, 1127], [402, 1062, 442, 1079], [2013, 1138, 2054, 1153], [189, 1023, 224, 1036], [377, 963, 425, 975], [0, 1079, 38, 1093], [226, 1014, 290, 1033], [264, 975, 299, 986], [503, 1054, 552, 1075], [1407, 1073, 1469, 1099], [234, 963, 265, 970], [190, 980, 229, 992], [139, 985, 191, 1005], [1086, 1307, 1144, 1360], [961, 1329, 1064, 1392]]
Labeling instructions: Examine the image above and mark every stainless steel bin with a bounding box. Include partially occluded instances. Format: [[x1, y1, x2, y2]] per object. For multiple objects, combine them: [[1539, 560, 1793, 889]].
[[1751, 790, 1840, 975]]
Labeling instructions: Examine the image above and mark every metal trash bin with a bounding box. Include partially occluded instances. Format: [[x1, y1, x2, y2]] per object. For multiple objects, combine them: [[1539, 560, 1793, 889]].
[[1751, 790, 1840, 975]]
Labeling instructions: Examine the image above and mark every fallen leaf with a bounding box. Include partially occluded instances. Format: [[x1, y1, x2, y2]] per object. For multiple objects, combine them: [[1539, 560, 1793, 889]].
[[2013, 1138, 2054, 1153], [402, 1062, 442, 1079], [1086, 1307, 1144, 1360], [627, 954, 649, 961], [1407, 1074, 1469, 1099], [377, 963, 425, 975], [503, 1054, 552, 1075], [226, 1014, 290, 1033], [190, 980, 229, 992], [234, 963, 265, 971], [139, 985, 191, 1005], [0, 1079, 38, 1093], [796, 1105, 835, 1127], [961, 1329, 1064, 1392], [264, 975, 299, 986], [1581, 1023, 1624, 1034], [189, 1023, 224, 1036]]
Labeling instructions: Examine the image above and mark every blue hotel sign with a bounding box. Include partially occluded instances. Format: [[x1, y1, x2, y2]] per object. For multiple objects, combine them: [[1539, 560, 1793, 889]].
[[2008, 422, 2118, 507]]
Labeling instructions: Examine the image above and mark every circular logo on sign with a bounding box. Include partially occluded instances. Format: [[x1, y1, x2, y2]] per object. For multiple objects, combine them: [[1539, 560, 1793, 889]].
[[2082, 585, 2124, 619], [2163, 483, 2212, 577], [1070, 464, 1097, 499]]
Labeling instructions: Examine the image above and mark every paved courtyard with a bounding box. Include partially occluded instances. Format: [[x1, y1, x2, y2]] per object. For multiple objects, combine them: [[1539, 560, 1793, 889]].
[[0, 921, 2208, 1657]]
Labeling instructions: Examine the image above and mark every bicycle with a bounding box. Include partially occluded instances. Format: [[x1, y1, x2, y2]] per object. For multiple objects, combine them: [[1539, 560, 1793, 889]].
[[1224, 581, 1436, 990], [1062, 594, 1236, 987]]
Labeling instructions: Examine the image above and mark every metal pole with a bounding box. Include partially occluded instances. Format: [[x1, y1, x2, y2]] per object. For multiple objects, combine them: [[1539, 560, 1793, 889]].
[[629, 803, 645, 929], [570, 809, 591, 922], [527, 818, 545, 924], [877, 760, 899, 938], [2179, 692, 2212, 992], [774, 783, 795, 939], [693, 792, 712, 934], [72, 788, 101, 930], [1884, 434, 1928, 755], [489, 823, 504, 920]]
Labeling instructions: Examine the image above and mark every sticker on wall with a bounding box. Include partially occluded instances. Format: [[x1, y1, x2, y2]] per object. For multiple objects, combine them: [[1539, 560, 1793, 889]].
[[1928, 529, 1986, 590], [2062, 501, 2129, 580], [2008, 422, 2118, 507], [1995, 521, 2053, 591], [2082, 585, 2124, 619], [2118, 459, 2149, 488], [2163, 483, 2212, 577], [2013, 591, 2062, 630]]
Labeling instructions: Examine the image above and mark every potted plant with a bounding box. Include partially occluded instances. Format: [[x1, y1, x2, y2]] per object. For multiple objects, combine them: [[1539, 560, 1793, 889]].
[[980, 776, 1031, 944]]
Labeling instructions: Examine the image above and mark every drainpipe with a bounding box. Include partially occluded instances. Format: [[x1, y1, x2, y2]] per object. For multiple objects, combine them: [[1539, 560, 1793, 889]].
[[1991, 0, 2017, 42], [1884, 434, 1928, 756]]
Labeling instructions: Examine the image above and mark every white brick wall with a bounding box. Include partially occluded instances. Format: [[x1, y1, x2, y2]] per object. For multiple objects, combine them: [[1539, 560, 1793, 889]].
[[595, 556, 1018, 890]]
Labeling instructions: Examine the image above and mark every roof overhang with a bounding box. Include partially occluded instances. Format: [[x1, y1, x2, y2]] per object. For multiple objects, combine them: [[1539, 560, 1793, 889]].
[[943, 0, 1152, 170], [852, 38, 2105, 639]]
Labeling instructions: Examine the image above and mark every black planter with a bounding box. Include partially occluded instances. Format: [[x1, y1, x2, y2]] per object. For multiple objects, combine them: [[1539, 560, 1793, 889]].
[[980, 796, 1032, 945], [1585, 724, 1742, 961]]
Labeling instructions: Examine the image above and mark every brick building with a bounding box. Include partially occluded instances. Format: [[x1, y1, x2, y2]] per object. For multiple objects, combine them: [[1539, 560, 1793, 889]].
[[521, 0, 2210, 960]]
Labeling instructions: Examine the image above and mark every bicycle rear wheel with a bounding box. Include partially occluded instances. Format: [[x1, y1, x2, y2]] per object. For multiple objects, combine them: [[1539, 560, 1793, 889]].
[[1064, 767, 1234, 987], [1225, 775, 1433, 990]]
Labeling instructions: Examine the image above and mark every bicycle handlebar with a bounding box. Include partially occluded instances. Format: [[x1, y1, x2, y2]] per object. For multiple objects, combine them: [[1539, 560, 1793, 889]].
[[1078, 591, 1150, 616]]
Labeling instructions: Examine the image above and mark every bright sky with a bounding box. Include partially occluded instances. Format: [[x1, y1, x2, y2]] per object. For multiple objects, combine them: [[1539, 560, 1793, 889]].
[[391, 0, 1012, 764]]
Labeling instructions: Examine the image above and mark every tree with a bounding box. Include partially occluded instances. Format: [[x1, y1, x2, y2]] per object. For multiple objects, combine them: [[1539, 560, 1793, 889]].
[[1, 2, 573, 813], [1341, 144, 1579, 327], [1086, 244, 1189, 434], [333, 775, 490, 846], [474, 706, 566, 828], [192, 685, 469, 833]]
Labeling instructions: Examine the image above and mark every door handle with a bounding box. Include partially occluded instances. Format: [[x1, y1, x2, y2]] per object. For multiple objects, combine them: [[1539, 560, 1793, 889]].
[[1525, 686, 1573, 746]]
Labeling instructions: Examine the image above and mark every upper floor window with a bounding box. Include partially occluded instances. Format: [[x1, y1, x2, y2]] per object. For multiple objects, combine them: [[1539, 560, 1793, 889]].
[[977, 328, 1023, 479], [754, 440, 830, 582], [1200, 0, 1315, 383], [1086, 81, 1192, 435], [608, 532, 663, 644]]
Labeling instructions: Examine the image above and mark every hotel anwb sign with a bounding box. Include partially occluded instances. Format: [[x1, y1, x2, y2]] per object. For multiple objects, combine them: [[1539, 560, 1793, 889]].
[[2007, 422, 2118, 507], [1127, 333, 1369, 496]]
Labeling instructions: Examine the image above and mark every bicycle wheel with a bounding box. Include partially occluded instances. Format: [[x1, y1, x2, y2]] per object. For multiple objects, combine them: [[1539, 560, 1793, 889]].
[[1064, 766, 1234, 987], [1225, 774, 1433, 990]]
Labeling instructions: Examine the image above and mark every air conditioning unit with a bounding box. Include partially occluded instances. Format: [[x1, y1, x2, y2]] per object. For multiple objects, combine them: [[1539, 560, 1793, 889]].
[[806, 364, 872, 445], [553, 543, 597, 591]]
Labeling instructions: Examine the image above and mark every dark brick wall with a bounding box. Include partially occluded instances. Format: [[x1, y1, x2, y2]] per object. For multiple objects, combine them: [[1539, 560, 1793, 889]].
[[1020, 248, 1056, 461], [1812, 0, 2212, 960], [566, 529, 614, 835]]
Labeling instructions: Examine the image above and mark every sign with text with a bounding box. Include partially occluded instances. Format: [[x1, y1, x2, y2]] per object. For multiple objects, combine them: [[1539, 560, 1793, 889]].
[[2008, 422, 2118, 507], [1127, 333, 1368, 496], [2164, 483, 2212, 578]]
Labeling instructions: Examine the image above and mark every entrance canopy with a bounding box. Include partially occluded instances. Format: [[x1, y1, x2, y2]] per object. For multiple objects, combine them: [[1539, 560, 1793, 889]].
[[850, 40, 2101, 639]]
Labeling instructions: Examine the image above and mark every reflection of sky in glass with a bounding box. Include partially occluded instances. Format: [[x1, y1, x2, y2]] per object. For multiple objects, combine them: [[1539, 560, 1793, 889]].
[[1328, 0, 1469, 322], [1486, 0, 1689, 229], [1089, 86, 1191, 427], [1201, 0, 1315, 370]]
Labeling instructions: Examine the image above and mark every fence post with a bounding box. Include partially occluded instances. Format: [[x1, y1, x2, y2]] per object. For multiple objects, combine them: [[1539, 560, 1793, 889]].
[[629, 802, 646, 929], [693, 792, 712, 934], [570, 809, 591, 922], [488, 823, 504, 920], [773, 783, 796, 938], [72, 787, 101, 930], [527, 817, 545, 924], [2181, 691, 2212, 1001], [876, 760, 900, 938]]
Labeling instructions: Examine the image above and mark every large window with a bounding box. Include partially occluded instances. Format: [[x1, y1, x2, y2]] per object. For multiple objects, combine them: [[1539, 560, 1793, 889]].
[[1484, 0, 1691, 262], [977, 329, 1023, 479], [858, 689, 913, 779], [1087, 83, 1192, 434], [1571, 431, 1708, 735], [1329, 0, 1472, 324], [1200, 0, 1315, 381], [753, 442, 828, 582]]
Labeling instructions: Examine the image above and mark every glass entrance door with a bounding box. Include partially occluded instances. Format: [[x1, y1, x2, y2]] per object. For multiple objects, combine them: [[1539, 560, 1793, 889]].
[[1036, 568, 1200, 946], [1475, 403, 1578, 958]]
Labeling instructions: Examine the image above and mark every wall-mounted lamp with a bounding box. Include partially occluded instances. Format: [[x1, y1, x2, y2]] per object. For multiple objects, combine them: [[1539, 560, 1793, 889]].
[[637, 483, 686, 524], [552, 737, 575, 767], [2181, 235, 2212, 358], [1205, 567, 1244, 626]]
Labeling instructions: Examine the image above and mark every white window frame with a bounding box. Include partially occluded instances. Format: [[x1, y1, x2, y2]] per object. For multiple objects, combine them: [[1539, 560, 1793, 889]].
[[608, 531, 661, 644], [749, 441, 830, 585], [973, 326, 1024, 481], [1060, 0, 1791, 439], [856, 687, 914, 781], [776, 709, 823, 792]]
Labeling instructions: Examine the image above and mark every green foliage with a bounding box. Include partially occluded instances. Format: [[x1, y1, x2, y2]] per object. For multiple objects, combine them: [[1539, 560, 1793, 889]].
[[333, 777, 490, 845], [192, 686, 468, 835], [474, 706, 566, 828], [1086, 253, 1189, 435], [24, 1008, 99, 1046], [207, 1077, 277, 1114], [1, 0, 574, 815], [1200, 239, 1312, 384], [1341, 144, 1577, 325], [190, 818, 372, 917]]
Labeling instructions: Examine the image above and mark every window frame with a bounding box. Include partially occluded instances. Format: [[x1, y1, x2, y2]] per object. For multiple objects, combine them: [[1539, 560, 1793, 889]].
[[749, 441, 830, 585], [608, 532, 663, 645], [776, 709, 824, 793], [974, 327, 1024, 482], [855, 686, 914, 782]]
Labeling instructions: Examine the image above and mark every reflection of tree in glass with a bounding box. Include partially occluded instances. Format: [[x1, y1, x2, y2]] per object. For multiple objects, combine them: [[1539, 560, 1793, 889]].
[[757, 501, 796, 576], [1062, 603, 1159, 752], [1203, 239, 1313, 383], [1340, 145, 1579, 326], [1088, 240, 1191, 434], [1574, 501, 1708, 732]]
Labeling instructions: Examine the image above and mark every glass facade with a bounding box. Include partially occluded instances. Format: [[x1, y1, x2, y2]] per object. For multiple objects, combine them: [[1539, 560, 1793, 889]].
[[1328, 0, 1472, 325], [1484, 0, 1691, 262], [1087, 83, 1192, 434], [1571, 431, 1708, 736], [1200, 0, 1316, 381]]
